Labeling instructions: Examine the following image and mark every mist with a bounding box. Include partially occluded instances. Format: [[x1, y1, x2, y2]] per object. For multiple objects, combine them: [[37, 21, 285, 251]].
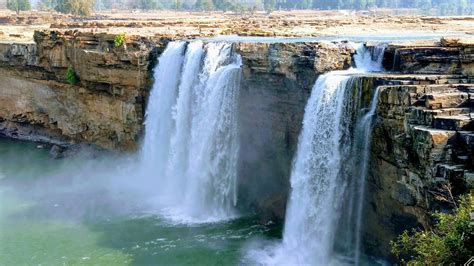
[[0, 139, 165, 225]]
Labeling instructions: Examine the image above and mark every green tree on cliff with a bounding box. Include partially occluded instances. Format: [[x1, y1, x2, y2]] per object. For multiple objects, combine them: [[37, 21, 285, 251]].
[[6, 0, 31, 14], [55, 0, 95, 16], [391, 194, 474, 264]]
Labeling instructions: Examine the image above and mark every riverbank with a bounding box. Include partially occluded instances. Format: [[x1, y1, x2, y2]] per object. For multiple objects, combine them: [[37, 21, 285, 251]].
[[0, 10, 473, 42]]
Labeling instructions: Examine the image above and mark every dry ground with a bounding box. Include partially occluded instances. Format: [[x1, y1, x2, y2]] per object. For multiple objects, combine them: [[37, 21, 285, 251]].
[[0, 9, 473, 42]]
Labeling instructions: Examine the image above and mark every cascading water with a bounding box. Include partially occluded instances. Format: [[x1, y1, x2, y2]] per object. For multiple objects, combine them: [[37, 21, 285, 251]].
[[282, 72, 356, 264], [353, 43, 386, 72], [142, 41, 242, 223], [245, 44, 385, 265], [352, 87, 381, 265], [142, 41, 186, 183]]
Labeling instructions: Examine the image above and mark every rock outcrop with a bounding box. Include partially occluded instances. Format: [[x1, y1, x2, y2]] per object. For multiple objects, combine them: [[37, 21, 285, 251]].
[[0, 32, 354, 154], [357, 40, 474, 258], [0, 29, 473, 261], [235, 41, 354, 221], [384, 37, 474, 76], [0, 30, 163, 150]]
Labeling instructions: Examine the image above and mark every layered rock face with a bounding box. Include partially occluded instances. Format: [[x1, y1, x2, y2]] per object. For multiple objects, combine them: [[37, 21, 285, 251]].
[[0, 34, 355, 221], [1, 30, 472, 260], [0, 30, 161, 150], [235, 41, 354, 220], [0, 32, 353, 155], [362, 39, 474, 258]]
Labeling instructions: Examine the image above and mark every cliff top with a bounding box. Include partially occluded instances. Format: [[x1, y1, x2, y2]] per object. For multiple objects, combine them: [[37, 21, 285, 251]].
[[0, 10, 473, 43]]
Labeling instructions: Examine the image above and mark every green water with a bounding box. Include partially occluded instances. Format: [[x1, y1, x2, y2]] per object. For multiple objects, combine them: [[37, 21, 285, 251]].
[[0, 138, 280, 265]]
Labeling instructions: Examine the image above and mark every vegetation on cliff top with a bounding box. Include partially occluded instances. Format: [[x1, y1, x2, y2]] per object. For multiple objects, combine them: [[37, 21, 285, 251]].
[[89, 0, 472, 15], [6, 0, 31, 14], [33, 0, 472, 15], [391, 193, 474, 264], [53, 0, 95, 16]]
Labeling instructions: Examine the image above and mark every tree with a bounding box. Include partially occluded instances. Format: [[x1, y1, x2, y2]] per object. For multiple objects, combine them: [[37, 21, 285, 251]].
[[38, 0, 54, 10], [299, 0, 312, 9], [355, 0, 367, 9], [55, 0, 95, 16], [458, 0, 468, 14], [195, 0, 213, 10], [263, 0, 276, 12], [253, 0, 264, 11], [366, 0, 376, 8], [202, 0, 213, 10], [416, 0, 432, 14], [6, 0, 31, 14], [137, 0, 163, 10], [391, 194, 474, 265]]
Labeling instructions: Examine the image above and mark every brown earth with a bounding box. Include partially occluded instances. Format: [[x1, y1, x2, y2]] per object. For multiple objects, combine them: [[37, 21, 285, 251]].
[[0, 10, 473, 42]]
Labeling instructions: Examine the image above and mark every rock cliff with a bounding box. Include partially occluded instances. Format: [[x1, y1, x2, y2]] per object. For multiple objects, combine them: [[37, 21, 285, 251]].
[[0, 30, 163, 150], [0, 30, 472, 260], [235, 41, 354, 220], [359, 38, 473, 258], [0, 32, 353, 154]]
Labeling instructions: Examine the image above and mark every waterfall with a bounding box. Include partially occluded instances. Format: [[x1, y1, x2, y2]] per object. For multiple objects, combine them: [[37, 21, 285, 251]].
[[142, 41, 242, 223], [142, 41, 186, 181], [353, 43, 386, 72], [281, 72, 357, 264], [353, 87, 381, 265], [245, 43, 384, 265]]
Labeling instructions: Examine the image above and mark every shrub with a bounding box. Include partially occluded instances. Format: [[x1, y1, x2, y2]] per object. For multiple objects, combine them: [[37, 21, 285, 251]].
[[114, 33, 126, 48], [6, 0, 31, 15], [391, 193, 474, 264], [65, 66, 78, 85], [55, 0, 94, 16]]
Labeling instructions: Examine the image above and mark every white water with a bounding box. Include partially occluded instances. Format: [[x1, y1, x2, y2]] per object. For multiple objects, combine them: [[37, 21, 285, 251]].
[[142, 41, 186, 182], [353, 87, 381, 265], [353, 43, 386, 72], [142, 41, 242, 223], [284, 72, 355, 264], [245, 44, 385, 265]]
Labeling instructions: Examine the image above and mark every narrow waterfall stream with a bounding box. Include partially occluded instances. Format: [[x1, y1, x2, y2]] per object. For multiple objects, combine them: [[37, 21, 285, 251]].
[[353, 87, 381, 265], [142, 41, 242, 223], [245, 44, 385, 265]]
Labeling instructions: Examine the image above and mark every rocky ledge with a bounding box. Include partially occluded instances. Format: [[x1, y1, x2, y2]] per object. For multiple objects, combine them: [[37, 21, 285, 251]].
[[0, 30, 164, 150], [0, 31, 354, 151], [0, 30, 473, 260], [354, 38, 474, 258]]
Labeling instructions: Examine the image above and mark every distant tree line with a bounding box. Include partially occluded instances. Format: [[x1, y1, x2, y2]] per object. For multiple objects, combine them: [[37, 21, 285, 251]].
[[12, 0, 474, 16], [106, 0, 473, 15]]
